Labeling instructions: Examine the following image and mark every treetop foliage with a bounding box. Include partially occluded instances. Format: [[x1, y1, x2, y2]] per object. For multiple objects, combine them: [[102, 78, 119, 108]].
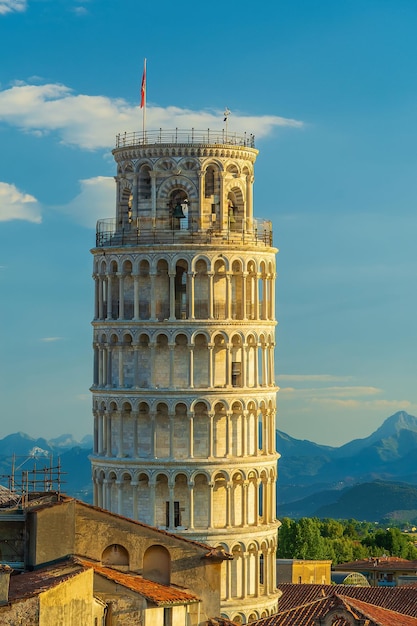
[[277, 517, 417, 564]]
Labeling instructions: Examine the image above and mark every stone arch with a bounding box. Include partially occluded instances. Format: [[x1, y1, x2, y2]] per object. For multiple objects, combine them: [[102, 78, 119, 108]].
[[231, 471, 244, 526], [138, 402, 151, 458], [213, 257, 227, 319], [154, 157, 176, 171], [247, 541, 260, 596], [213, 332, 227, 387], [155, 402, 169, 458], [137, 333, 150, 387], [122, 260, 134, 320], [213, 471, 228, 528], [122, 161, 134, 174], [102, 544, 129, 567], [173, 472, 189, 528], [175, 258, 189, 319], [246, 260, 257, 320], [154, 473, 170, 527], [138, 258, 151, 320], [137, 472, 151, 524], [158, 176, 198, 232], [193, 472, 209, 529], [230, 400, 243, 457], [193, 401, 209, 458], [118, 179, 132, 227], [193, 332, 209, 388], [173, 332, 188, 387], [143, 545, 171, 585], [173, 402, 188, 459], [138, 162, 152, 201], [120, 402, 133, 458], [226, 161, 240, 176], [230, 333, 244, 389], [247, 471, 259, 525], [107, 471, 117, 510], [227, 185, 245, 232], [154, 333, 169, 388], [178, 157, 199, 171], [194, 257, 209, 319], [213, 401, 227, 458], [230, 542, 245, 598], [155, 258, 169, 321], [231, 258, 244, 320]]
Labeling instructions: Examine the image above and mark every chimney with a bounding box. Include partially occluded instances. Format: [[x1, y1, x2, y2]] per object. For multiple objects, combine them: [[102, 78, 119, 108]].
[[0, 565, 12, 605]]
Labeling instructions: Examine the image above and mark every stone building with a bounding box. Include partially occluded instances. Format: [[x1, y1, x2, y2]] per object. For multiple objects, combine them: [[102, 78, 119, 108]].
[[276, 559, 332, 585], [0, 493, 228, 625], [90, 128, 280, 622]]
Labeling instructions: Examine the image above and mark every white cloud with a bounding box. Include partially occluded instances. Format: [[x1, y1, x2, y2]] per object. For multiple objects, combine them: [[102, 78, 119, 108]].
[[72, 6, 88, 15], [310, 398, 413, 411], [0, 82, 303, 150], [280, 385, 382, 398], [277, 374, 353, 383], [56, 176, 115, 228], [0, 182, 41, 223], [0, 0, 26, 15], [40, 337, 63, 342]]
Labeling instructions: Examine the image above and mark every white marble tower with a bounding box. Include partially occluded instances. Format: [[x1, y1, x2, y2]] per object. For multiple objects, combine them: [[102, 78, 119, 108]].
[[91, 129, 280, 623]]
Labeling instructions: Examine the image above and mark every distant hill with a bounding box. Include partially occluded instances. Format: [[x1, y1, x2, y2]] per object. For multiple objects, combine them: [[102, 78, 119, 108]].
[[315, 481, 417, 522], [278, 410, 417, 520]]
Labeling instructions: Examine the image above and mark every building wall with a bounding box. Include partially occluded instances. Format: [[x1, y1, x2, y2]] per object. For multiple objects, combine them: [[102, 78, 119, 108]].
[[93, 576, 146, 625], [0, 595, 39, 625], [276, 560, 331, 585], [38, 569, 99, 626], [26, 500, 76, 567]]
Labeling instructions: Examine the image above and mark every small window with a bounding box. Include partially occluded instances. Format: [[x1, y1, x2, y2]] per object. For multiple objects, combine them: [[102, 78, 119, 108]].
[[166, 501, 181, 527]]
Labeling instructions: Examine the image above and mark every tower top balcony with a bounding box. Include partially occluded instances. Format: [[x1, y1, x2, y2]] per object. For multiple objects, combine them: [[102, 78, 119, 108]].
[[114, 128, 256, 150], [96, 128, 273, 250]]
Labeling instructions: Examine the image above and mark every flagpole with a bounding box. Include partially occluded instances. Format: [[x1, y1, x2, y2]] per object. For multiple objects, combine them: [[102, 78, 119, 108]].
[[141, 58, 147, 142]]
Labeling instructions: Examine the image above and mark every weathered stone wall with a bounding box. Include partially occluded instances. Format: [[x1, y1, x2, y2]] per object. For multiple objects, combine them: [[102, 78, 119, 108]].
[[39, 568, 100, 625], [27, 500, 76, 567], [0, 595, 39, 625]]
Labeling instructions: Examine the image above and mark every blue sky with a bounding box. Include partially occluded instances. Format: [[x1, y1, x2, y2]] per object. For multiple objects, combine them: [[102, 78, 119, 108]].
[[0, 0, 416, 446]]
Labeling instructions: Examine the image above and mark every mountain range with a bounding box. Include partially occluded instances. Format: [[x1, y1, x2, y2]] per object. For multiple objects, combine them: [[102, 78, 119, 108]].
[[277, 410, 417, 520], [1, 411, 417, 521]]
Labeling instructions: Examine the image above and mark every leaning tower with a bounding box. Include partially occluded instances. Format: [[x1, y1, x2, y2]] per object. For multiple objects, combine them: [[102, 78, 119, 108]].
[[91, 128, 280, 622]]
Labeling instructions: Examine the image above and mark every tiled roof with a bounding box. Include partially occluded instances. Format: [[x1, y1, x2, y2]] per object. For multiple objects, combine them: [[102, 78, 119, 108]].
[[343, 595, 417, 626], [8, 561, 88, 601], [277, 582, 417, 616], [249, 593, 417, 626], [334, 556, 417, 571], [75, 557, 200, 606]]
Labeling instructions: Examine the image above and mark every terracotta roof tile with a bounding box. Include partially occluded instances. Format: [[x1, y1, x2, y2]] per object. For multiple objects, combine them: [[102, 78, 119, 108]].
[[277, 582, 417, 616], [342, 595, 417, 626], [249, 593, 417, 626], [8, 561, 88, 601], [75, 557, 200, 606], [334, 556, 417, 571]]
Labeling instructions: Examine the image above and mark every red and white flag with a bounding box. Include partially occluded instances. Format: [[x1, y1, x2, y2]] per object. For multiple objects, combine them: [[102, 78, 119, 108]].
[[140, 59, 146, 109]]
